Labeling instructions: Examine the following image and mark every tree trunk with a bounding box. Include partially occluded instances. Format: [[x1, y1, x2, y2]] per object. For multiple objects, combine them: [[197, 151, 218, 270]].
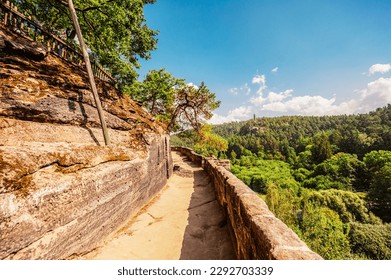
[[67, 0, 110, 145]]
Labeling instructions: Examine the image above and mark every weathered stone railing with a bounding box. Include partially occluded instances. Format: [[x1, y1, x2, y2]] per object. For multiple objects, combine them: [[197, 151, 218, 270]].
[[172, 147, 322, 260]]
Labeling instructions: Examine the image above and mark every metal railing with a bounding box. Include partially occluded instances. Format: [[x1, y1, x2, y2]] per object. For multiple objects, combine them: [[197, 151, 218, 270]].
[[0, 0, 116, 85]]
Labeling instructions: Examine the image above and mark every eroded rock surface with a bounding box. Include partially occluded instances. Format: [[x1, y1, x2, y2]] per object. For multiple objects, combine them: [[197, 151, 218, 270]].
[[0, 26, 172, 259]]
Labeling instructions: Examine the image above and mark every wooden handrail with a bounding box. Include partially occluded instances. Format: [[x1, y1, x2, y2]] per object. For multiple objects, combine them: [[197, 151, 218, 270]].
[[0, 0, 116, 85]]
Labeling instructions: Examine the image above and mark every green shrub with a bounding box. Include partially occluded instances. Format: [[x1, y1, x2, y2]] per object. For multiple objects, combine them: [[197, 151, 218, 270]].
[[300, 203, 351, 259], [305, 189, 381, 224], [266, 184, 301, 229], [349, 223, 391, 260]]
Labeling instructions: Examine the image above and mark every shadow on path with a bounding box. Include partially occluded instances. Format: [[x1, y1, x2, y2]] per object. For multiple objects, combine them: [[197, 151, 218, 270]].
[[78, 152, 236, 260], [179, 159, 236, 260]]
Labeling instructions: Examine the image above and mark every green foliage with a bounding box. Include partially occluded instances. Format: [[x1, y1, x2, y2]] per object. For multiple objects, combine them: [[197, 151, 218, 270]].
[[362, 150, 391, 221], [303, 175, 346, 190], [172, 83, 220, 132], [363, 150, 391, 172], [296, 150, 314, 170], [266, 184, 300, 229], [293, 168, 311, 182], [14, 0, 158, 86], [266, 184, 352, 260], [303, 153, 367, 191], [230, 150, 237, 161], [128, 69, 220, 132], [311, 132, 333, 164], [170, 133, 196, 148], [170, 125, 227, 158], [300, 203, 351, 260], [368, 165, 391, 222], [304, 189, 381, 224], [194, 125, 228, 157], [349, 223, 391, 259], [214, 105, 391, 158], [280, 140, 297, 165], [231, 159, 300, 194], [127, 69, 184, 125]]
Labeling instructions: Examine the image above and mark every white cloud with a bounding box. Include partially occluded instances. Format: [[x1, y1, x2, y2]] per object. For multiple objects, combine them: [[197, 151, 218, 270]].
[[229, 106, 252, 119], [228, 83, 251, 96], [267, 89, 293, 102], [248, 70, 391, 116], [357, 77, 391, 112], [229, 87, 239, 95], [368, 64, 391, 76], [242, 83, 251, 95], [209, 106, 252, 124], [250, 75, 391, 116], [271, 67, 279, 73], [251, 89, 293, 106], [260, 95, 358, 116], [252, 74, 265, 85], [212, 69, 391, 124], [208, 114, 230, 124], [187, 82, 199, 89], [249, 74, 349, 116], [252, 74, 267, 95]]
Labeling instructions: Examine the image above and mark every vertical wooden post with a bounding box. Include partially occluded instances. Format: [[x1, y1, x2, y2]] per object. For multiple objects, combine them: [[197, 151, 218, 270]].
[[2, 2, 8, 25], [67, 0, 110, 146], [4, 11, 8, 25], [8, 3, 13, 26]]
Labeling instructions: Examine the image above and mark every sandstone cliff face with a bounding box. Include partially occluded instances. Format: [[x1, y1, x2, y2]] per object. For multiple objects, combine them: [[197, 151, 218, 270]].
[[0, 27, 172, 259]]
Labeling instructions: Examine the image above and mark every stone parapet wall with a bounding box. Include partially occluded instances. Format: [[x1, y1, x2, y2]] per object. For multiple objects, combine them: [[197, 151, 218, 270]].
[[172, 147, 322, 260]]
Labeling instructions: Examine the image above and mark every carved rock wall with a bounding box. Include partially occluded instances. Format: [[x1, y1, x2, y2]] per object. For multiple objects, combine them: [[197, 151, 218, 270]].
[[0, 27, 172, 259], [1, 135, 171, 260], [172, 147, 322, 260]]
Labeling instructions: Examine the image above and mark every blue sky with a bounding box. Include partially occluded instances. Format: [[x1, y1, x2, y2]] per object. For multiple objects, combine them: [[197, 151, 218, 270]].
[[138, 0, 391, 124]]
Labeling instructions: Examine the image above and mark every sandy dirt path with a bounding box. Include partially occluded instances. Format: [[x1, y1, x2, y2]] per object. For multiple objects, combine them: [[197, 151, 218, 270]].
[[78, 151, 235, 260]]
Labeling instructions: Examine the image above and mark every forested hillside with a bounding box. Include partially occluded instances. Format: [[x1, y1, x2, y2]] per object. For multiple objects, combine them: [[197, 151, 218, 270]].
[[171, 105, 391, 260]]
